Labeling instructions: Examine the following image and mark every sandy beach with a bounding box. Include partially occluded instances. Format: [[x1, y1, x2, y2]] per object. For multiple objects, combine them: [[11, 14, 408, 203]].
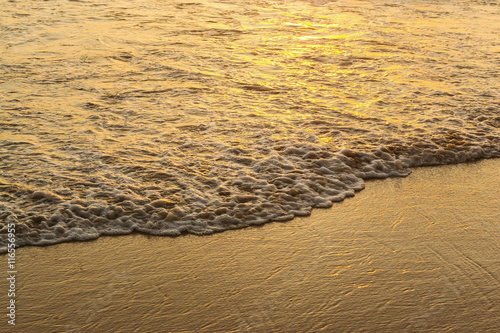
[[2, 158, 498, 332], [2, 1, 499, 332]]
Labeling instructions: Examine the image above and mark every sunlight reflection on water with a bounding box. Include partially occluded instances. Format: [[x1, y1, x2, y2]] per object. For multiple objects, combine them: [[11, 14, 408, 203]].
[[0, 0, 499, 248]]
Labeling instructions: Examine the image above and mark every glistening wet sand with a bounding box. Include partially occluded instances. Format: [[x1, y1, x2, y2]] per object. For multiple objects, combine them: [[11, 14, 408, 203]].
[[8, 159, 500, 332]]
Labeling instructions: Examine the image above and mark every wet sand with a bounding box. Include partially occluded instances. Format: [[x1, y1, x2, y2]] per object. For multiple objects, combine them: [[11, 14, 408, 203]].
[[6, 159, 500, 332]]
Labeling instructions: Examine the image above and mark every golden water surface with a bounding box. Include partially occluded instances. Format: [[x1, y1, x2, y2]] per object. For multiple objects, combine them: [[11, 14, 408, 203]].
[[1, 0, 499, 248]]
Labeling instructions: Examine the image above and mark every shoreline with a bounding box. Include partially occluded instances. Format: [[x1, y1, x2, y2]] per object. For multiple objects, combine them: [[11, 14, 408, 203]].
[[2, 157, 498, 254], [3, 158, 500, 332]]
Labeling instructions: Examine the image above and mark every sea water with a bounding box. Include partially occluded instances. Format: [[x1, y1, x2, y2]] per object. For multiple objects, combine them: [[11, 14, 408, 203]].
[[0, 0, 499, 250]]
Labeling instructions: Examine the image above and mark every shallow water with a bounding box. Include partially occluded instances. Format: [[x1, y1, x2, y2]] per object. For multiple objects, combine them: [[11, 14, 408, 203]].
[[1, 0, 499, 249]]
